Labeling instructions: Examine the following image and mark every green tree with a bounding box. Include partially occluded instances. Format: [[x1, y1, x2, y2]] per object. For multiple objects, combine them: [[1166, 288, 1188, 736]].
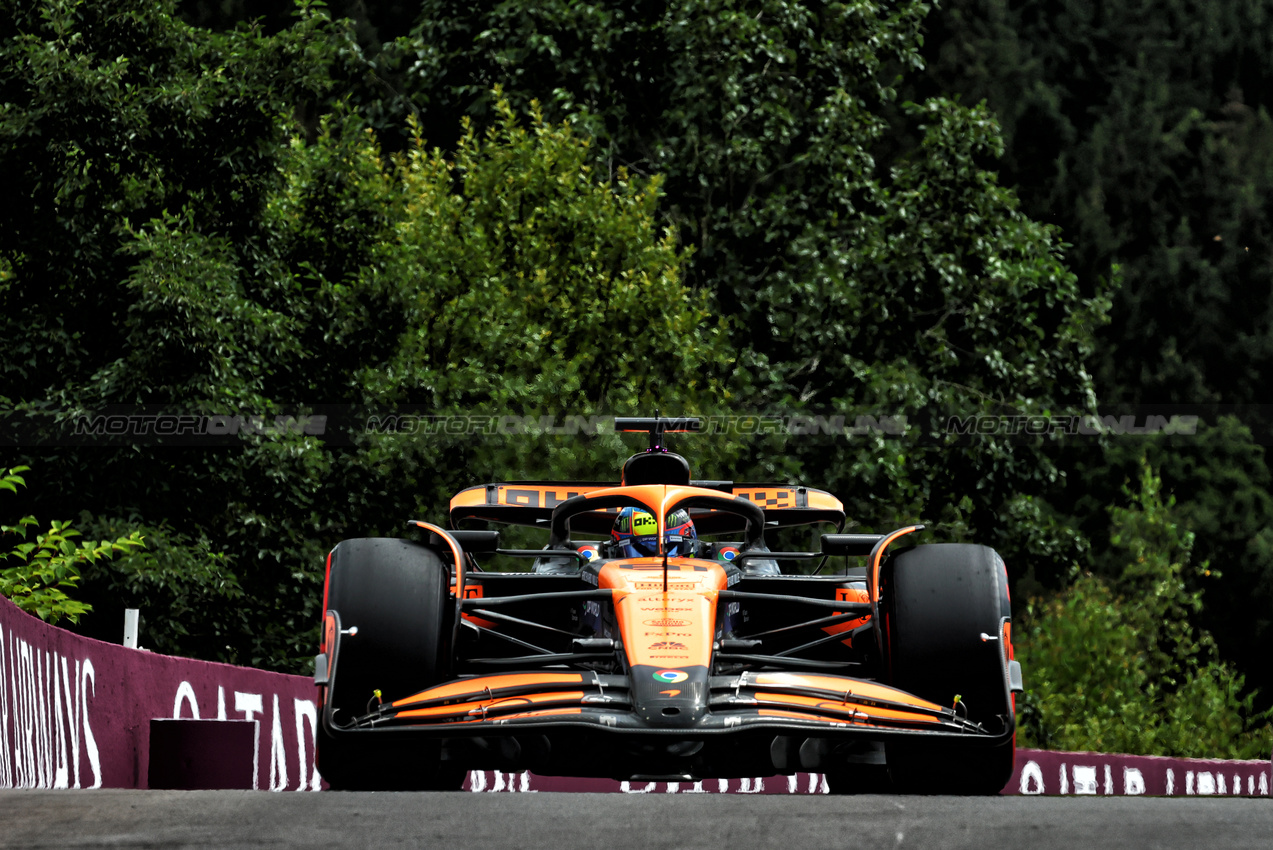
[[1058, 418, 1273, 706], [916, 0, 1273, 409], [3, 0, 1117, 672], [0, 466, 145, 624], [1017, 460, 1271, 758], [911, 0, 1273, 707], [0, 1, 725, 668], [364, 0, 1110, 567]]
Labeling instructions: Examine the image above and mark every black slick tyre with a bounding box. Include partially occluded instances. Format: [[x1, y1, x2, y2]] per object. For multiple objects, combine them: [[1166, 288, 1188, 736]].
[[881, 543, 1014, 795], [317, 537, 464, 791]]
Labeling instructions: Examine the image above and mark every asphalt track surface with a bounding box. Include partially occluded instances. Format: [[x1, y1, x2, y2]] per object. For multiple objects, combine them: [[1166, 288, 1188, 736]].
[[1, 791, 1272, 850]]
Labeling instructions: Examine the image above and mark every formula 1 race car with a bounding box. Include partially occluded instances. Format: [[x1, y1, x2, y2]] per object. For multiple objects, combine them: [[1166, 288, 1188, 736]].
[[315, 417, 1022, 793]]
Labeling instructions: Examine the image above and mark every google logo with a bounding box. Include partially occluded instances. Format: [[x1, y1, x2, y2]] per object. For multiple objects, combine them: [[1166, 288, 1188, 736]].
[[653, 670, 688, 684]]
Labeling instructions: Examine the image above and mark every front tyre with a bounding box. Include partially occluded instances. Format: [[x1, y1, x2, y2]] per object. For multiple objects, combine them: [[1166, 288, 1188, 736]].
[[318, 537, 463, 791], [881, 543, 1014, 795]]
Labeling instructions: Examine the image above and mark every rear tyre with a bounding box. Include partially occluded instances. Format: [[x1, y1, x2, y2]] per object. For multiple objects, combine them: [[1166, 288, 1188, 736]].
[[881, 543, 1014, 795], [318, 537, 464, 791]]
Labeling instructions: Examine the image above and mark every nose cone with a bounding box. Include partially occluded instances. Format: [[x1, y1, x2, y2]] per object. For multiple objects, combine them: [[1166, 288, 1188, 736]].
[[595, 556, 729, 728], [630, 665, 709, 726]]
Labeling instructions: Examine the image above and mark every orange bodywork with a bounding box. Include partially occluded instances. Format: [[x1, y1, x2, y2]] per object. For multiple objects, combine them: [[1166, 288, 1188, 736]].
[[391, 672, 587, 708], [599, 557, 729, 669], [395, 691, 586, 721], [869, 525, 923, 602], [749, 673, 945, 724], [572, 485, 738, 671], [752, 693, 939, 726], [449, 484, 608, 512], [448, 481, 844, 524], [822, 585, 871, 646]]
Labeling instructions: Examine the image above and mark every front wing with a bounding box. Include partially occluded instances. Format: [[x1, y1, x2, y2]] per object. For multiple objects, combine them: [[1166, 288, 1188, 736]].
[[321, 624, 1013, 745]]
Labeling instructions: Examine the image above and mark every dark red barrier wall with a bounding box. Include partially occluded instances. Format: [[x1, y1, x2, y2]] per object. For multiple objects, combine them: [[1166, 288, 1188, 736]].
[[0, 593, 317, 790], [1004, 748, 1270, 796]]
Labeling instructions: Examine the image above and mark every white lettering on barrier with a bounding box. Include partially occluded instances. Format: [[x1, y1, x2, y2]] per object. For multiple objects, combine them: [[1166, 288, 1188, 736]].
[[0, 609, 414, 793], [0, 633, 99, 790], [1019, 760, 1044, 794], [24, 646, 37, 788], [52, 652, 68, 789], [35, 649, 50, 787], [8, 637, 21, 786], [174, 682, 200, 719], [480, 770, 534, 792], [269, 695, 287, 791], [168, 686, 321, 792], [467, 772, 862, 794], [0, 623, 8, 788], [16, 640, 31, 787], [1124, 767, 1145, 795], [59, 657, 80, 789], [620, 780, 656, 793], [80, 658, 100, 789], [41, 650, 56, 787], [234, 690, 264, 790], [466, 760, 1270, 796], [234, 691, 263, 724], [294, 698, 320, 792], [1072, 765, 1098, 795], [47, 651, 62, 788]]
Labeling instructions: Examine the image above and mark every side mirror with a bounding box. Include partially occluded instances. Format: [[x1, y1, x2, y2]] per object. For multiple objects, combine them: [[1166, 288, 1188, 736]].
[[821, 533, 884, 557], [446, 529, 501, 553]]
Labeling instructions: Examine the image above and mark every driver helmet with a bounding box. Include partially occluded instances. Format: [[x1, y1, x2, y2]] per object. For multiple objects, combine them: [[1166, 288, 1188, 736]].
[[610, 507, 696, 557]]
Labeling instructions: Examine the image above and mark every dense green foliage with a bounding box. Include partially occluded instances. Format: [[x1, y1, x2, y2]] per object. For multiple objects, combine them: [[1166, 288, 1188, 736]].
[[0, 1, 725, 667], [1, 467, 145, 624], [916, 0, 1273, 407], [372, 0, 1111, 566], [1018, 462, 1270, 758], [913, 0, 1273, 707]]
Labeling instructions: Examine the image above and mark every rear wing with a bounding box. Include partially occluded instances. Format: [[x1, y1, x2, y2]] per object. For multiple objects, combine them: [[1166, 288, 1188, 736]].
[[448, 481, 845, 532]]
